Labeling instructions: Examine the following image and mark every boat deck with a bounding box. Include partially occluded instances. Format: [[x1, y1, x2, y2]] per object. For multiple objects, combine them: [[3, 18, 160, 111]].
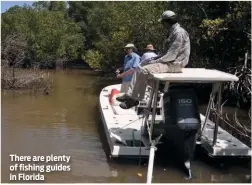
[[200, 114, 251, 157], [100, 84, 251, 158]]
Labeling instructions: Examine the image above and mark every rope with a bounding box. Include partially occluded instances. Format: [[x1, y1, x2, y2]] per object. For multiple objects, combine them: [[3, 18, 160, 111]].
[[109, 109, 155, 164], [110, 115, 145, 134]]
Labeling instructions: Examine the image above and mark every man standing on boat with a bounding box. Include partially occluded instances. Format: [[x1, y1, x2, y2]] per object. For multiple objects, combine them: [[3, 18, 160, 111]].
[[116, 43, 141, 93], [117, 10, 191, 109]]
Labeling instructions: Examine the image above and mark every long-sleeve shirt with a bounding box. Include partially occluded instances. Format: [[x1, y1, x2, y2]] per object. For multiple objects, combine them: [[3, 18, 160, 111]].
[[154, 23, 190, 67], [140, 52, 157, 63], [122, 52, 140, 82]]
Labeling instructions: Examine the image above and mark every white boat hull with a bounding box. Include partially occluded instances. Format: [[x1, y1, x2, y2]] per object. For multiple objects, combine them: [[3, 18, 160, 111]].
[[99, 84, 150, 158], [99, 84, 251, 158]]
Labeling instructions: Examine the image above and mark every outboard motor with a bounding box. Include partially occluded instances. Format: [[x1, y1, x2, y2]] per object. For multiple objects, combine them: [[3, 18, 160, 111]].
[[153, 84, 201, 178]]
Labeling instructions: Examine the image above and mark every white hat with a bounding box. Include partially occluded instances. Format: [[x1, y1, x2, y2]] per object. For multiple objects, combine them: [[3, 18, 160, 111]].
[[158, 10, 176, 22], [125, 43, 135, 48]]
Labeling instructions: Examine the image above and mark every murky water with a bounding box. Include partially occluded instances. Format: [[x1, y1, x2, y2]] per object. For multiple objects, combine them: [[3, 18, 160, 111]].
[[1, 69, 251, 183]]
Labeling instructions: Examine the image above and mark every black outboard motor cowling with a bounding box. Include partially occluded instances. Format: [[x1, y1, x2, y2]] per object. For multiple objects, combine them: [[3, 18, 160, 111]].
[[156, 85, 201, 177], [163, 85, 201, 130]]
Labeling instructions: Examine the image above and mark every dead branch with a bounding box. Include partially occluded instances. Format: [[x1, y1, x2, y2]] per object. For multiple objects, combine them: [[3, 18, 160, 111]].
[[197, 2, 208, 19], [216, 111, 251, 139], [1, 33, 27, 67], [1, 67, 53, 92]]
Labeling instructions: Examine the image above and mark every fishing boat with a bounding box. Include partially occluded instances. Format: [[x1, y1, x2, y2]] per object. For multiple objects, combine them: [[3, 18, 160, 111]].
[[99, 68, 251, 183]]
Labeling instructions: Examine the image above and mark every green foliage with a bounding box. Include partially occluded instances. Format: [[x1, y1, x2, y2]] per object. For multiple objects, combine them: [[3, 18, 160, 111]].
[[68, 1, 166, 72], [2, 1, 250, 70], [1, 2, 84, 68], [68, 1, 251, 73], [32, 1, 50, 10], [48, 1, 66, 12], [159, 2, 251, 70], [67, 1, 251, 104], [84, 50, 103, 69], [2, 1, 250, 71]]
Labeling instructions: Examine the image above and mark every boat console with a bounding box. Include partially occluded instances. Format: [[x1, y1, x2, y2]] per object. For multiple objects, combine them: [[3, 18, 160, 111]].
[[135, 86, 163, 116]]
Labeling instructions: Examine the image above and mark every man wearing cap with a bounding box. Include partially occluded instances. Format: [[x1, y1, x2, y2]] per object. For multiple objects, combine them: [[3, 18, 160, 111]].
[[117, 10, 191, 109], [116, 43, 141, 93]]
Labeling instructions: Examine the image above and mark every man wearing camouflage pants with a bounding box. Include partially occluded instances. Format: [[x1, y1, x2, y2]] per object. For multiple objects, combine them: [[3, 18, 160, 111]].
[[117, 10, 191, 109]]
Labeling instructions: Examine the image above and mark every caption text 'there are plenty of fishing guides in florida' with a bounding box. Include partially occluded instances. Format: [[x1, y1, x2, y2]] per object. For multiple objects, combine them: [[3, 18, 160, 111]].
[[9, 154, 71, 181]]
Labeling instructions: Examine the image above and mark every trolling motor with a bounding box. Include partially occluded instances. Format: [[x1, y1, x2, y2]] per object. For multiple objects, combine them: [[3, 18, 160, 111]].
[[152, 84, 201, 179]]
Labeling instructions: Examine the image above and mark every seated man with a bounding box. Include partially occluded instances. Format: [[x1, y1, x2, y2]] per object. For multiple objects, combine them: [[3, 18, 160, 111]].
[[140, 44, 158, 65], [133, 44, 158, 74], [116, 10, 191, 109]]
